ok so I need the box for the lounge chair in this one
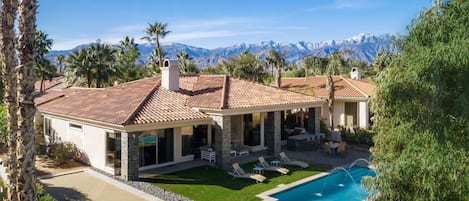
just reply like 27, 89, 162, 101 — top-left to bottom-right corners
279, 152, 309, 168
258, 156, 290, 175
228, 163, 266, 183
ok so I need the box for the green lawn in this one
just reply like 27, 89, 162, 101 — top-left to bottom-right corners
145, 162, 331, 201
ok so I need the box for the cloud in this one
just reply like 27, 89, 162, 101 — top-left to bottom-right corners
172, 18, 251, 30
307, 0, 387, 11
108, 24, 146, 34
164, 30, 269, 42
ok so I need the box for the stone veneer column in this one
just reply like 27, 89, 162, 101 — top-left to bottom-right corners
315, 107, 321, 134
121, 132, 139, 181
273, 111, 282, 156
307, 108, 316, 133
212, 115, 231, 168
264, 112, 275, 155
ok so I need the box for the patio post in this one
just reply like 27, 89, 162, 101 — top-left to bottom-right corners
212, 115, 231, 168
273, 111, 281, 156
121, 131, 139, 181
315, 107, 321, 134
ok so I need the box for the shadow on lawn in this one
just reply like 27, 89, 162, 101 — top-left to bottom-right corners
141, 162, 330, 191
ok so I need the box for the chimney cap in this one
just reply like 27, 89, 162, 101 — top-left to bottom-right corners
163, 59, 178, 68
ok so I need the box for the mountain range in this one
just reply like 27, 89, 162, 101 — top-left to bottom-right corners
46, 33, 398, 68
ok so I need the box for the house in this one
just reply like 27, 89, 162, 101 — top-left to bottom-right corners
281, 68, 375, 129
36, 60, 325, 181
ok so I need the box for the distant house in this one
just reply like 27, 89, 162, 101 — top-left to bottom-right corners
34, 76, 67, 94
37, 60, 325, 181
282, 68, 375, 129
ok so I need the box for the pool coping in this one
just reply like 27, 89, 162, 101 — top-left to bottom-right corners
256, 171, 330, 201
257, 160, 372, 201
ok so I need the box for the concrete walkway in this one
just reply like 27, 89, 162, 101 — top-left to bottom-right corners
39, 169, 161, 201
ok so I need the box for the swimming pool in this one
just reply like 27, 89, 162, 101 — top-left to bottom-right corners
271, 166, 376, 201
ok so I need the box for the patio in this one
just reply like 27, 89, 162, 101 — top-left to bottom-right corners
140, 144, 370, 178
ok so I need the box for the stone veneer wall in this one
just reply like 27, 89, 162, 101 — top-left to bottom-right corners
264, 112, 275, 155
121, 132, 139, 181
212, 115, 231, 168
273, 111, 281, 156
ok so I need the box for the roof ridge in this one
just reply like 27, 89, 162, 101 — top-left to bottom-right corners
220, 75, 228, 109
341, 76, 369, 98
120, 80, 161, 125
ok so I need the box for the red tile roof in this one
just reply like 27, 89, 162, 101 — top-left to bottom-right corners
281, 76, 375, 99
38, 75, 324, 126
34, 76, 67, 93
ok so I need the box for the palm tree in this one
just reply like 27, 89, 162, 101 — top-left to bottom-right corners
89, 41, 117, 88
34, 30, 55, 93
66, 48, 93, 87
55, 54, 65, 73
177, 51, 199, 74
35, 30, 53, 58
266, 49, 287, 87
35, 59, 57, 93
142, 22, 170, 68
118, 36, 141, 82
17, 0, 38, 199
326, 52, 342, 130
0, 0, 19, 199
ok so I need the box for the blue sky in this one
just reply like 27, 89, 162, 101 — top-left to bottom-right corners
37, 0, 433, 50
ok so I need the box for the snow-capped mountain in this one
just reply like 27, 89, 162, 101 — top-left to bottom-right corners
46, 33, 398, 68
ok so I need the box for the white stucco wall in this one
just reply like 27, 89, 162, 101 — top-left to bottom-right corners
358, 101, 369, 128
334, 101, 345, 127
44, 115, 109, 172
322, 100, 370, 129
82, 125, 107, 170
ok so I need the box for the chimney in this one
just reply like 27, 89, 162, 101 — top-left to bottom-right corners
161, 59, 180, 91
350, 67, 361, 80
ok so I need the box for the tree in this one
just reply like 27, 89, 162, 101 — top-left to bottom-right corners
88, 41, 118, 88
34, 59, 56, 93
368, 1, 468, 200
372, 48, 398, 75
16, 0, 38, 199
34, 30, 55, 93
0, 0, 19, 199
66, 48, 93, 87
177, 51, 199, 74
142, 22, 170, 68
325, 52, 342, 130
301, 56, 328, 76
266, 49, 287, 87
66, 41, 118, 88
117, 36, 141, 82
55, 54, 65, 74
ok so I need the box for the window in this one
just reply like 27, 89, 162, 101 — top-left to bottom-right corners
44, 118, 52, 136
69, 123, 82, 131
106, 132, 121, 170
244, 113, 261, 146
181, 126, 193, 156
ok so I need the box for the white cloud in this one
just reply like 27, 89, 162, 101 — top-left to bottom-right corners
165, 30, 269, 42
172, 18, 251, 30
307, 0, 386, 11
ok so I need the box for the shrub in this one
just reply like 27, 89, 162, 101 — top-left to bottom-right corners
51, 142, 74, 165
37, 184, 57, 201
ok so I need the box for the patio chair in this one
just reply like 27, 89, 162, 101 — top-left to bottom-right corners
258, 156, 290, 175
279, 152, 309, 168
228, 163, 266, 183
337, 142, 347, 155
324, 142, 332, 155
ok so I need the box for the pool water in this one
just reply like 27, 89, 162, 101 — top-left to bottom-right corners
272, 166, 376, 201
